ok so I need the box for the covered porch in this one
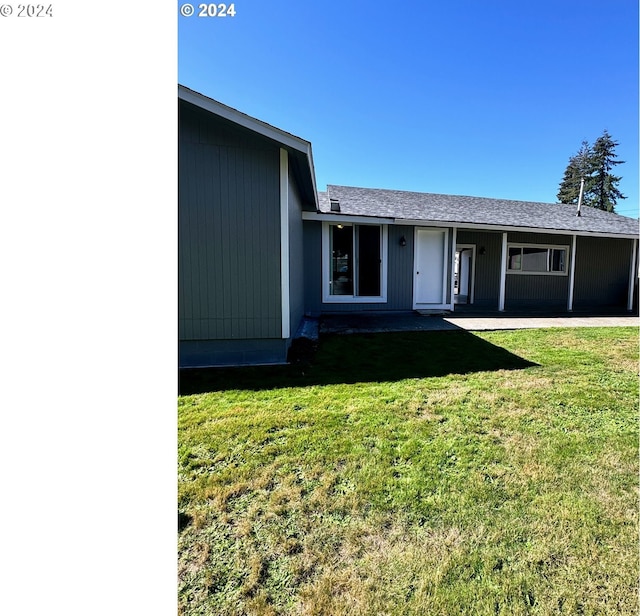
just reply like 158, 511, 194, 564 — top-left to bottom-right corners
318, 308, 639, 336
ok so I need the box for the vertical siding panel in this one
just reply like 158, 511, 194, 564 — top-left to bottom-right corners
198, 142, 208, 338
303, 221, 322, 314
266, 150, 280, 337
274, 150, 283, 336
202, 143, 213, 339
178, 144, 191, 324
505, 275, 568, 305
389, 225, 402, 308
255, 152, 266, 337
190, 145, 202, 328
219, 147, 232, 330
288, 166, 305, 336
208, 143, 217, 338
177, 142, 188, 339
254, 154, 263, 334
244, 149, 256, 338
387, 225, 413, 309
265, 152, 276, 336
387, 226, 398, 307
456, 230, 502, 306
181, 142, 193, 331
197, 142, 208, 337
233, 146, 248, 339
180, 100, 286, 343
254, 151, 265, 337
211, 142, 223, 339
251, 153, 262, 337
228, 145, 241, 338
574, 237, 631, 307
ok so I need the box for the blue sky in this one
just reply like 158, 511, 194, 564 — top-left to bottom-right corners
179, 0, 638, 217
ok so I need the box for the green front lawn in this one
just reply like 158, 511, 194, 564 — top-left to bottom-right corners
178, 327, 639, 615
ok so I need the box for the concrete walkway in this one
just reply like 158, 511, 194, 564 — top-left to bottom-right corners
320, 311, 639, 334
445, 314, 639, 331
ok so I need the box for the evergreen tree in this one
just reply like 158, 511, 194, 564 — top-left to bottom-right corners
557, 141, 593, 205
557, 131, 625, 213
589, 130, 625, 212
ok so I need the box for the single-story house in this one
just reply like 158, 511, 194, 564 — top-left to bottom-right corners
179, 85, 639, 367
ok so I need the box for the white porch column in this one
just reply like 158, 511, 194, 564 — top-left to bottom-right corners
627, 238, 638, 311
449, 227, 457, 310
567, 234, 577, 312
498, 232, 507, 311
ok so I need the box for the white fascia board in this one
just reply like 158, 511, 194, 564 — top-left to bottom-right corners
302, 212, 394, 224
179, 86, 310, 155
396, 219, 638, 240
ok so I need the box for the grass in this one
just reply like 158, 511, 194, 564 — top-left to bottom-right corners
178, 327, 639, 615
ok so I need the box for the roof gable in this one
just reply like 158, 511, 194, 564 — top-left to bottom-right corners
179, 85, 318, 210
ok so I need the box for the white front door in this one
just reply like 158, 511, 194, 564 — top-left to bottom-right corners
413, 228, 448, 308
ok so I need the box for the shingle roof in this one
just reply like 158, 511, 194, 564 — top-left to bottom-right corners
318, 185, 638, 237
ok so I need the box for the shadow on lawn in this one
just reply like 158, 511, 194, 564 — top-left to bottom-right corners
179, 330, 538, 395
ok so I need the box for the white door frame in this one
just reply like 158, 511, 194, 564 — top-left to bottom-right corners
455, 243, 476, 305
413, 227, 449, 309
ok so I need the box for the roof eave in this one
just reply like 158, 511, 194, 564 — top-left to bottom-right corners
302, 211, 638, 239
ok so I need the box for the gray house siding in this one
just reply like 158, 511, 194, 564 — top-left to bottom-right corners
456, 230, 502, 307
304, 224, 635, 317
179, 101, 286, 366
288, 165, 306, 337
303, 221, 322, 314
504, 231, 572, 308
573, 237, 633, 307
456, 230, 578, 309
304, 222, 421, 313
505, 275, 568, 307
388, 225, 415, 309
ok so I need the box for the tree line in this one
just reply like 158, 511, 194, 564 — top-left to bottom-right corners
557, 130, 625, 213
